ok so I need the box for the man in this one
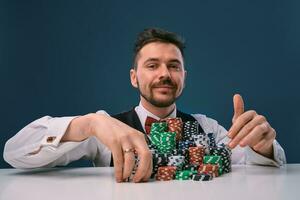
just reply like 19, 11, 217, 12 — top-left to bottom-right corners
3, 28, 286, 183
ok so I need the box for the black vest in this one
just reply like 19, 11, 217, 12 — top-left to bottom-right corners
110, 108, 204, 166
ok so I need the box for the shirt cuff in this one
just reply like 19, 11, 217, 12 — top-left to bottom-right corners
41, 116, 77, 148
245, 140, 285, 167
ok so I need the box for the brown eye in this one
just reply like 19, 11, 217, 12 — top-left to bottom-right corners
169, 64, 180, 70
147, 64, 157, 69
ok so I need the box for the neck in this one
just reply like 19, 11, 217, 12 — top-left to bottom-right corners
140, 97, 175, 119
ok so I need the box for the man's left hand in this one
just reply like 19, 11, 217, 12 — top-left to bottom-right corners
227, 94, 276, 159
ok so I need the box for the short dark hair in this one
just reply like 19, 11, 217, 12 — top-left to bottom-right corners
133, 28, 185, 69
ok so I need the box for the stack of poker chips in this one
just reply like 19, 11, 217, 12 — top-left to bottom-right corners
161, 117, 183, 141
203, 155, 223, 175
175, 170, 197, 180
198, 163, 219, 177
145, 117, 232, 181
189, 146, 205, 165
209, 143, 232, 173
156, 166, 177, 181
150, 122, 176, 154
168, 155, 185, 169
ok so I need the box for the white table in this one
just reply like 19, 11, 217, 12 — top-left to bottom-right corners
0, 164, 299, 200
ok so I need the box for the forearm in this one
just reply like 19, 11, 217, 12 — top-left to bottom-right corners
4, 116, 78, 168
3, 112, 113, 169
61, 113, 96, 142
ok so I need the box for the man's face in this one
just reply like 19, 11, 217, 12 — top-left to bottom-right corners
130, 42, 186, 107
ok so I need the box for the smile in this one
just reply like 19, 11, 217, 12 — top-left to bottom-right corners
153, 87, 175, 93
154, 86, 173, 88
153, 85, 174, 89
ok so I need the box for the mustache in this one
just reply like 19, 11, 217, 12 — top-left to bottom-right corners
152, 77, 176, 88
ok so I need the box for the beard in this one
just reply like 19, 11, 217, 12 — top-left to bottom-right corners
137, 77, 182, 108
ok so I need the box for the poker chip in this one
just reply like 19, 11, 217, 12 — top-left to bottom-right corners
203, 155, 223, 175
182, 121, 198, 143
209, 144, 232, 174
133, 118, 232, 182
192, 173, 213, 181
189, 146, 205, 165
193, 134, 210, 154
207, 133, 217, 147
168, 155, 185, 169
175, 170, 197, 180
183, 163, 199, 171
162, 117, 183, 141
150, 123, 176, 154
156, 166, 177, 181
198, 164, 219, 177
151, 122, 168, 133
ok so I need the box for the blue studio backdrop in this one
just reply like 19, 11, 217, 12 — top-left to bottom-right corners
1, 0, 299, 168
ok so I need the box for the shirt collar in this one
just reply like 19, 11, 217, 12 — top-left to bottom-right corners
134, 101, 177, 131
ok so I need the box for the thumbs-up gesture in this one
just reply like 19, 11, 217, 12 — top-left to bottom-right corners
227, 94, 276, 159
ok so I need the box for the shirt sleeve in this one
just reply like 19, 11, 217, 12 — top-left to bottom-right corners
191, 114, 286, 167
3, 111, 111, 169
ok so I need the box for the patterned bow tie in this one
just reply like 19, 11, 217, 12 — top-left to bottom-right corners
145, 116, 159, 135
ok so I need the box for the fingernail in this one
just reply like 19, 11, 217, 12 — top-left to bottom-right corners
133, 179, 139, 183
228, 142, 234, 148
116, 178, 122, 183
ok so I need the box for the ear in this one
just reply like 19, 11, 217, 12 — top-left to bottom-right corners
183, 70, 187, 88
130, 68, 138, 88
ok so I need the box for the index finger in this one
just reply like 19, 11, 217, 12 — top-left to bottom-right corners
228, 110, 257, 139
132, 134, 152, 182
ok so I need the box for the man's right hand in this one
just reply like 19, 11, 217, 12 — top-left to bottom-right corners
62, 113, 152, 183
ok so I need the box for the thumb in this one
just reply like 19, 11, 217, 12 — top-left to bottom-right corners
232, 94, 244, 123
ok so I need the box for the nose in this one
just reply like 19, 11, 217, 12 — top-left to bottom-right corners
158, 64, 171, 79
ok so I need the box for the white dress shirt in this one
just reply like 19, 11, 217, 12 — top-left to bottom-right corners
3, 102, 286, 169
